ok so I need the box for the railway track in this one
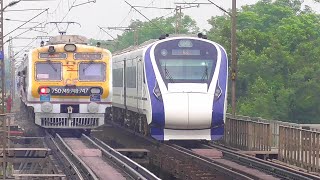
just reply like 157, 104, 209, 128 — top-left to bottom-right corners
105, 121, 320, 180
105, 121, 273, 179
205, 143, 320, 180
165, 143, 277, 180
45, 130, 159, 180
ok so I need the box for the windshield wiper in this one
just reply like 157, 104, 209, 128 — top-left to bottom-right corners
46, 60, 57, 72
164, 64, 174, 83
201, 65, 208, 81
83, 60, 94, 72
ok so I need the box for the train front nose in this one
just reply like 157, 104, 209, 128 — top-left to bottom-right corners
163, 93, 214, 129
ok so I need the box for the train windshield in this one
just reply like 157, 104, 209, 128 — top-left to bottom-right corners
36, 62, 62, 80
154, 39, 218, 84
159, 59, 214, 82
79, 62, 106, 81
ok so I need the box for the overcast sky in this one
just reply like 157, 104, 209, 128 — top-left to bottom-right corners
4, 0, 319, 59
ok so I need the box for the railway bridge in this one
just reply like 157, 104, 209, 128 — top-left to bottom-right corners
0, 107, 319, 179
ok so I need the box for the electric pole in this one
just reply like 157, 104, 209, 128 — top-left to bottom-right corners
0, 1, 7, 178
8, 37, 14, 102
175, 6, 182, 34
0, 0, 4, 115
231, 0, 237, 117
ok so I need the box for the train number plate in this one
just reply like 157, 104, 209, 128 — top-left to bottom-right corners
50, 87, 90, 96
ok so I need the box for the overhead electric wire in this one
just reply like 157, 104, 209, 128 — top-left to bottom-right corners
61, 0, 78, 22
5, 19, 41, 24
124, 0, 166, 34
4, 8, 49, 38
4, 8, 48, 12
160, 10, 175, 18
4, 22, 45, 44
98, 26, 116, 41
46, 0, 78, 34
13, 38, 38, 58
118, 8, 133, 26
207, 0, 232, 16
132, 6, 175, 10
147, 0, 156, 6
72, 0, 95, 8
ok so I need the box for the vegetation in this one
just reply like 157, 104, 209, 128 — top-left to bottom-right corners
90, 14, 198, 52
207, 0, 320, 123
91, 0, 320, 123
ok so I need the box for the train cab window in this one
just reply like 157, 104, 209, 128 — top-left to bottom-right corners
79, 62, 106, 81
36, 62, 62, 80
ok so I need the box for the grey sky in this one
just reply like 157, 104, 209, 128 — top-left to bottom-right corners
4, 0, 319, 59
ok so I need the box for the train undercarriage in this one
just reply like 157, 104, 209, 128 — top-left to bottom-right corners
110, 106, 150, 137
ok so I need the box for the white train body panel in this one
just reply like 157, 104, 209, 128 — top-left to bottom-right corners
112, 36, 228, 140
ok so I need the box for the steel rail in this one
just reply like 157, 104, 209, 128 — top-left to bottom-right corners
207, 143, 319, 180
45, 132, 84, 180
106, 121, 255, 179
82, 134, 160, 180
53, 133, 99, 180
165, 143, 257, 180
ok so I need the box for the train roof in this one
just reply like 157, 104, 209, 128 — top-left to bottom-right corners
46, 35, 88, 45
113, 34, 201, 55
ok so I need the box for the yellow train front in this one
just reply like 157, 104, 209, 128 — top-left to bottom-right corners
17, 35, 112, 133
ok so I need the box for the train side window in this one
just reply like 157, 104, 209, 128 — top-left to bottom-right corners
126, 66, 136, 88
113, 68, 123, 87
143, 66, 145, 83
22, 69, 27, 91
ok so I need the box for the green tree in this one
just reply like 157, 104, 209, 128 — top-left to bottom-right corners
90, 14, 199, 52
207, 0, 320, 123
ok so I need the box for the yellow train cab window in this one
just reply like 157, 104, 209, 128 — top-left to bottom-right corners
36, 62, 62, 80
79, 62, 106, 81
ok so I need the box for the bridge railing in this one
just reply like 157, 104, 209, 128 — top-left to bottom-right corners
224, 116, 271, 151
226, 114, 301, 149
279, 126, 320, 172
225, 114, 320, 172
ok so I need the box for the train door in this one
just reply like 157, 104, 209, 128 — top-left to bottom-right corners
123, 58, 127, 112
136, 57, 143, 112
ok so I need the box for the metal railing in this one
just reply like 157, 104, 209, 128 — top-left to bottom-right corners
279, 126, 320, 172
224, 114, 320, 174
224, 116, 271, 151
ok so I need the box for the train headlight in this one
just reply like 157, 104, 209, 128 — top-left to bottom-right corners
39, 87, 51, 94
48, 46, 55, 54
64, 44, 77, 52
88, 102, 99, 113
214, 83, 222, 100
41, 102, 53, 113
90, 87, 101, 94
153, 82, 162, 101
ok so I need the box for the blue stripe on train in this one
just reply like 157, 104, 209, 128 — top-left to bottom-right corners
144, 46, 165, 140
211, 46, 228, 140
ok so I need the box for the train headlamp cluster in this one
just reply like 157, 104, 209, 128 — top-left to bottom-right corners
41, 102, 53, 113
153, 82, 162, 101
48, 46, 55, 54
214, 83, 222, 100
88, 102, 99, 113
90, 87, 102, 94
39, 87, 51, 94
64, 44, 77, 52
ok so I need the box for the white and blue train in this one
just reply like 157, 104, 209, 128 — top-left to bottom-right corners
112, 35, 228, 141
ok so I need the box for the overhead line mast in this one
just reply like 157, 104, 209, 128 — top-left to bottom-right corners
176, 1, 237, 116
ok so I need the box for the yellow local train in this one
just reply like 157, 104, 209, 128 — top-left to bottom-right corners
17, 35, 112, 134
